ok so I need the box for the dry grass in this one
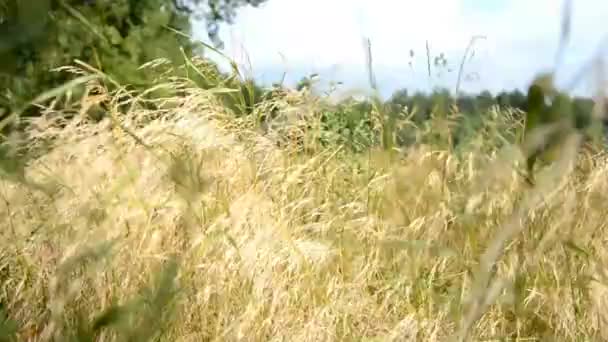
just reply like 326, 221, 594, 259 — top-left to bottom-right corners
2, 76, 608, 341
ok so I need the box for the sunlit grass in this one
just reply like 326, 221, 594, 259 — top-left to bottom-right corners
1, 56, 608, 341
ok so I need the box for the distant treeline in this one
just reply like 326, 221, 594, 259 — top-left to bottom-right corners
384, 88, 596, 122
273, 80, 608, 153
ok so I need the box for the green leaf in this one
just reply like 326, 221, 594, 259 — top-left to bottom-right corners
0, 307, 18, 342
105, 25, 123, 45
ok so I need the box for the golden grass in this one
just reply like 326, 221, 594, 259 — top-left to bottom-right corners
2, 78, 608, 341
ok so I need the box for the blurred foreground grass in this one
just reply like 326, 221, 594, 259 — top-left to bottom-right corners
1, 64, 608, 341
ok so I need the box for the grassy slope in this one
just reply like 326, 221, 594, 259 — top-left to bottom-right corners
1, 75, 608, 341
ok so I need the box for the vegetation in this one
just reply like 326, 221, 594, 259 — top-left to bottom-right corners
0, 0, 267, 121
1, 0, 608, 341
0, 54, 606, 340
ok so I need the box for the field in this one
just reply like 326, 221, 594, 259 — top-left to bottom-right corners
2, 65, 608, 341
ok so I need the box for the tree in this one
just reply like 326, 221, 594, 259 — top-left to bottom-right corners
0, 0, 269, 118
475, 90, 495, 113
172, 0, 268, 48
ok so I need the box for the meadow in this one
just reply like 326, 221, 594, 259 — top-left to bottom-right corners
1, 56, 608, 342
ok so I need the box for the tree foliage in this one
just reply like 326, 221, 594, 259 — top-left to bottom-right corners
0, 0, 268, 118
172, 0, 267, 47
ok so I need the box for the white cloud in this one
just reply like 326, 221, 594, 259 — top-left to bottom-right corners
193, 0, 608, 96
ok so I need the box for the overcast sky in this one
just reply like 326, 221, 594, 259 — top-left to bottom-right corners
192, 0, 608, 98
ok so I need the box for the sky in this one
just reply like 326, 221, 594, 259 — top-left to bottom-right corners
192, 0, 608, 99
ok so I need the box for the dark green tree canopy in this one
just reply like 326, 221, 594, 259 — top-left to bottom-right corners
0, 0, 268, 115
